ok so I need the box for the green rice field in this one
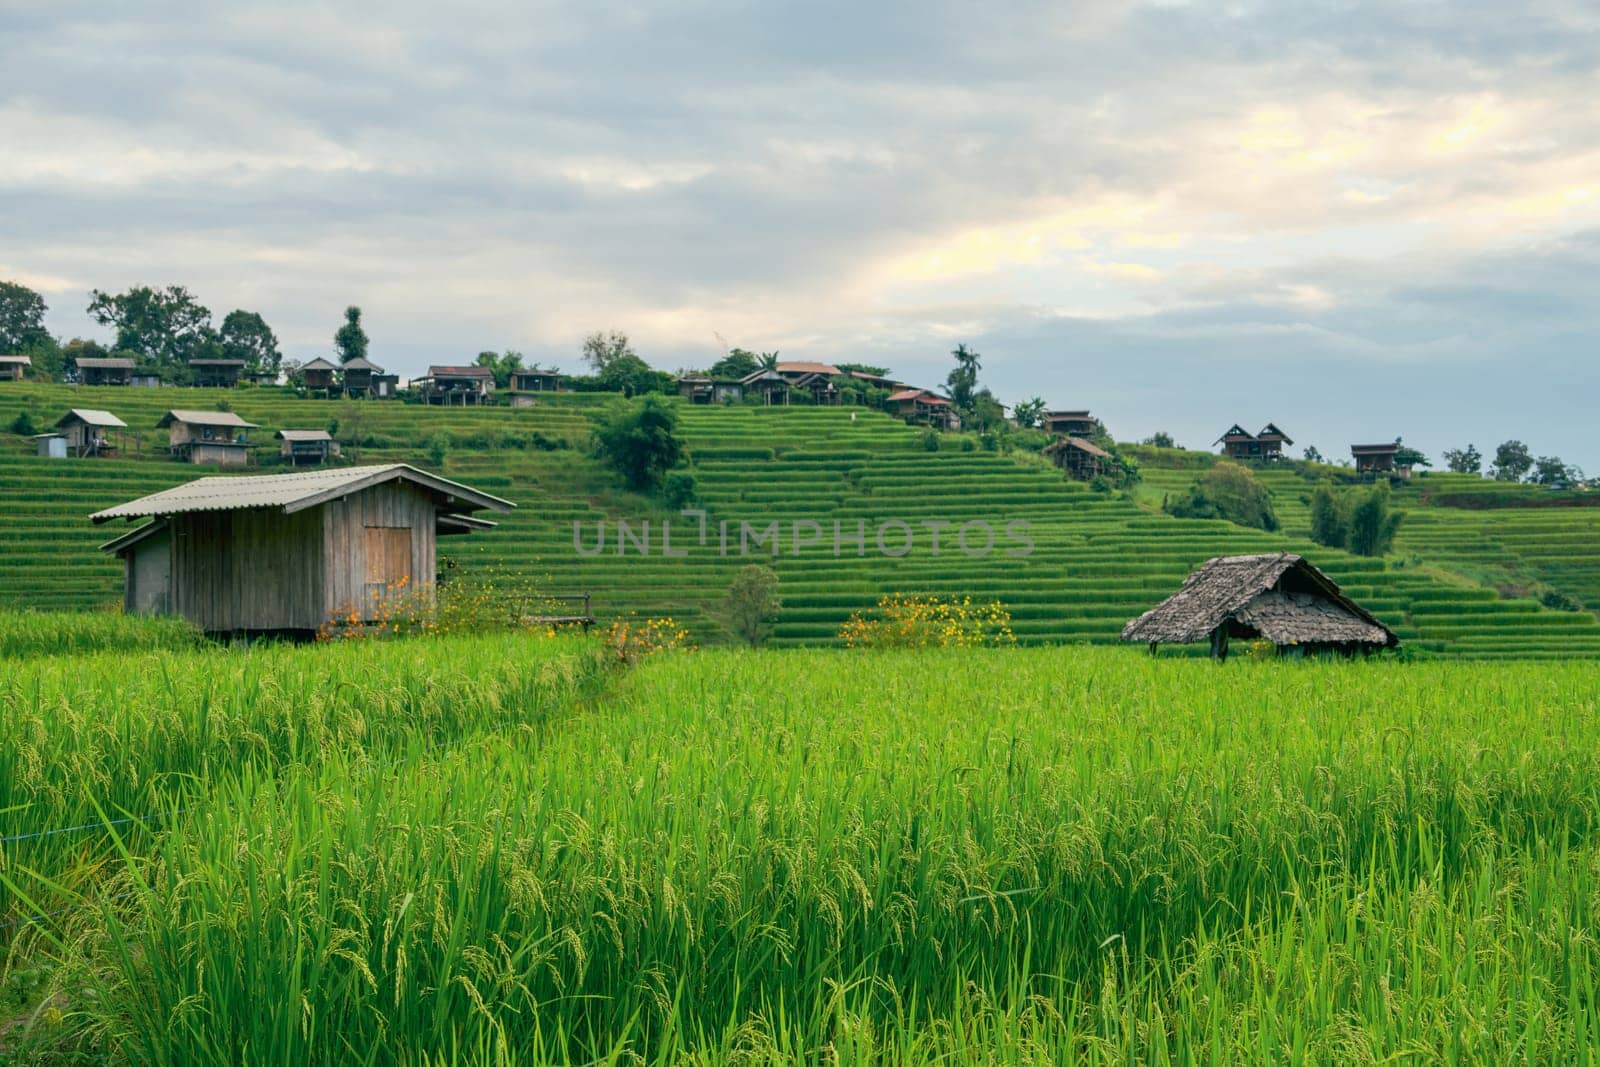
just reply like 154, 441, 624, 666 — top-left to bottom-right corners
3, 617, 1600, 1062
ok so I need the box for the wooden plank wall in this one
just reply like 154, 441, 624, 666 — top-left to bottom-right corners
321, 482, 437, 620
126, 529, 172, 615
170, 507, 324, 631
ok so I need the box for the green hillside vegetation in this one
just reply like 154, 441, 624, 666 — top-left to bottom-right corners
2, 382, 1599, 658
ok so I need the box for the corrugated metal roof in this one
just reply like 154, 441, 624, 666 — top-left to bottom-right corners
340, 357, 384, 372
0, 354, 33, 365
300, 358, 339, 372
156, 410, 259, 429
428, 365, 493, 377
776, 361, 842, 376
73, 357, 135, 369
187, 359, 246, 367
275, 429, 332, 441
58, 408, 128, 429
91, 463, 514, 524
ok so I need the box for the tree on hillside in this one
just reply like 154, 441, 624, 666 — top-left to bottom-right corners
1012, 397, 1047, 429
711, 348, 759, 379
0, 280, 51, 353
1302, 445, 1323, 462
1309, 484, 1345, 549
944, 343, 981, 413
967, 388, 1007, 433
218, 310, 281, 374
582, 330, 635, 374
1442, 444, 1482, 474
1142, 430, 1175, 448
721, 565, 782, 647
1310, 483, 1403, 557
1392, 438, 1431, 470
474, 349, 525, 389
87, 285, 214, 367
594, 395, 683, 491
1345, 486, 1404, 557
1531, 456, 1580, 487
334, 306, 369, 364
1490, 440, 1533, 482
835, 362, 889, 378
1164, 461, 1278, 531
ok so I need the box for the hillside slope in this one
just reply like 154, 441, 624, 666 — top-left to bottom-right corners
2, 383, 1597, 656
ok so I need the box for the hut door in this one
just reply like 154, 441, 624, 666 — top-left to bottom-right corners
364, 526, 413, 615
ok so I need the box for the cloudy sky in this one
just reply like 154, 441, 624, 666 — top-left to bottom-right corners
3, 1, 1597, 467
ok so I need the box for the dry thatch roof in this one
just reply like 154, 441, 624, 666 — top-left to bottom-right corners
1120, 553, 1398, 648
1044, 436, 1111, 459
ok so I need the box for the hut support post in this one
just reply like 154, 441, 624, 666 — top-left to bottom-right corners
1209, 625, 1229, 661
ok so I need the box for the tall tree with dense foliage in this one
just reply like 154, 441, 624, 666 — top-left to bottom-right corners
1531, 456, 1580, 487
1490, 440, 1533, 482
1013, 397, 1047, 429
218, 310, 281, 374
86, 285, 214, 366
1392, 439, 1431, 470
944, 343, 981, 413
710, 348, 759, 379
474, 350, 525, 389
1442, 444, 1483, 474
582, 330, 635, 374
1345, 485, 1404, 557
334, 306, 369, 364
1142, 430, 1175, 448
0, 280, 51, 353
1302, 445, 1323, 462
1309, 484, 1346, 549
594, 396, 683, 491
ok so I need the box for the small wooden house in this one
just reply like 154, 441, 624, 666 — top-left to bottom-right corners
0, 355, 32, 381
738, 368, 790, 406
776, 362, 842, 404
300, 358, 339, 393
417, 365, 494, 405
341, 357, 387, 399
188, 359, 246, 388
276, 429, 340, 465
93, 464, 513, 634
1351, 442, 1401, 475
157, 409, 259, 467
1215, 424, 1259, 459
55, 408, 127, 457
1122, 553, 1399, 659
886, 388, 960, 431
1255, 423, 1293, 459
1044, 435, 1111, 480
1042, 410, 1097, 437
75, 357, 135, 386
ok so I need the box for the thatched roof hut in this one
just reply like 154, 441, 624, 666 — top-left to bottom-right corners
1121, 553, 1398, 658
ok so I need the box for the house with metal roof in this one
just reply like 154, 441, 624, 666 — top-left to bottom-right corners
157, 410, 260, 466
299, 358, 340, 393
74, 356, 136, 386
415, 365, 494, 405
276, 429, 340, 465
187, 358, 247, 388
0, 355, 32, 381
55, 409, 128, 457
1121, 553, 1399, 659
340, 356, 392, 399
93, 464, 514, 634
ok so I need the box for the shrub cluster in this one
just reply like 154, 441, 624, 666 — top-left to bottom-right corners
838, 593, 1016, 649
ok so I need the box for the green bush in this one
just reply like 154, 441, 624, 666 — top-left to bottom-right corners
1164, 461, 1278, 531
661, 471, 698, 509
922, 431, 941, 452
594, 396, 684, 491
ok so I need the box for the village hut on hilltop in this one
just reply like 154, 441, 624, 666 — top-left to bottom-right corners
74, 357, 135, 386
93, 463, 513, 635
299, 358, 339, 394
0, 355, 33, 381
157, 409, 259, 466
1044, 435, 1111, 480
1121, 553, 1398, 659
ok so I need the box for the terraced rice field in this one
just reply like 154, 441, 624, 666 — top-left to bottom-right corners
2, 383, 1597, 656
